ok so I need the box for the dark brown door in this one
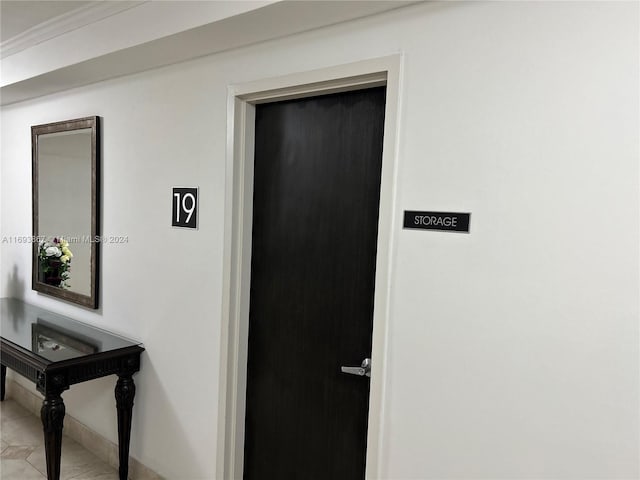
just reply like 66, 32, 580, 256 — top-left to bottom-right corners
243, 86, 386, 479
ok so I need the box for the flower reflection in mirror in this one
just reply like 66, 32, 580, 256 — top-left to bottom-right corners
38, 237, 73, 289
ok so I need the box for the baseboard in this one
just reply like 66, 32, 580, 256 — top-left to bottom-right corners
5, 379, 163, 480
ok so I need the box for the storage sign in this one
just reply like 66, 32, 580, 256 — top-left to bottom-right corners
403, 211, 470, 233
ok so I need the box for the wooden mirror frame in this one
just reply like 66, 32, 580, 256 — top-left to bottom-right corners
32, 116, 100, 309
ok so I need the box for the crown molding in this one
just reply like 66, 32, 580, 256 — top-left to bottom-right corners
0, 1, 421, 105
0, 1, 146, 59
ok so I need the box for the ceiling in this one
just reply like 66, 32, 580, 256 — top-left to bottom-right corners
1, 0, 420, 105
1, 0, 92, 43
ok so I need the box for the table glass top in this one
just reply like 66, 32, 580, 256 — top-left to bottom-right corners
0, 298, 141, 362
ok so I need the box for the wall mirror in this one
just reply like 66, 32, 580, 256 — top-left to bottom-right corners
32, 116, 100, 309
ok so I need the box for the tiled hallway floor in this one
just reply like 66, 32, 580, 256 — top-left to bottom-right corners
1, 399, 119, 479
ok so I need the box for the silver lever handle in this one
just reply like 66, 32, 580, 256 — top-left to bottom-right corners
341, 358, 371, 378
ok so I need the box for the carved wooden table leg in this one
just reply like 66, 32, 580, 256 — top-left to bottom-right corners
1, 365, 6, 401
115, 374, 136, 480
41, 390, 66, 480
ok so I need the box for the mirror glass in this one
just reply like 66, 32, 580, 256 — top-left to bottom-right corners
32, 117, 99, 309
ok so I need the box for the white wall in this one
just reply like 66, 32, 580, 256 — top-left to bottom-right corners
1, 2, 638, 479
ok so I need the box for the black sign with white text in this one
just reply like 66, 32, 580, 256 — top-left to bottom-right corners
172, 187, 198, 229
403, 211, 470, 233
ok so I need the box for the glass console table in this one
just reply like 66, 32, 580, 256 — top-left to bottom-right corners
0, 298, 144, 480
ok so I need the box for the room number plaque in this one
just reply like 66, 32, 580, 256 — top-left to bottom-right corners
172, 187, 198, 229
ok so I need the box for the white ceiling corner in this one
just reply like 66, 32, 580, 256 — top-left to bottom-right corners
1, 1, 146, 59
0, 0, 422, 106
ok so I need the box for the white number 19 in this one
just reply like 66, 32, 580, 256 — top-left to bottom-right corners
174, 192, 196, 224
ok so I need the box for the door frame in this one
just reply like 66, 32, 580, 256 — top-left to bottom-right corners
217, 54, 403, 479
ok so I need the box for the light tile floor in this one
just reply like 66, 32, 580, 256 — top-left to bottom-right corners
1, 399, 119, 479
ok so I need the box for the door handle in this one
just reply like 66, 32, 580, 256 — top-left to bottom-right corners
341, 358, 371, 378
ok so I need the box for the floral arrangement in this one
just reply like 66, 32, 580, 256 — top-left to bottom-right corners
38, 237, 73, 288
